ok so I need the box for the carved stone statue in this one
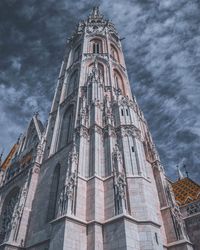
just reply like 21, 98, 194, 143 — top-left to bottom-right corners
58, 142, 78, 217
112, 144, 127, 215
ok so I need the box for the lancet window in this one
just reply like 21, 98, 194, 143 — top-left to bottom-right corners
47, 165, 60, 221
59, 105, 74, 149
90, 39, 103, 54
110, 44, 120, 62
67, 70, 78, 96
114, 70, 125, 95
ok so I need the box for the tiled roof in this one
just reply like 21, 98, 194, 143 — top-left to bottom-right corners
172, 177, 200, 206
1, 143, 19, 171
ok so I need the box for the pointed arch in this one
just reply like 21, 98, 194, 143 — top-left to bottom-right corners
47, 164, 60, 222
0, 187, 20, 243
110, 44, 120, 62
113, 69, 125, 95
59, 105, 74, 149
67, 70, 78, 96
90, 38, 103, 54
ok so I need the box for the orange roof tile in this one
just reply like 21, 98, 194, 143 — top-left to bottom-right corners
1, 144, 19, 171
172, 177, 200, 206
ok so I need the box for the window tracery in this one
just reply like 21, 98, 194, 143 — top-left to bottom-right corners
90, 39, 103, 54
0, 187, 20, 243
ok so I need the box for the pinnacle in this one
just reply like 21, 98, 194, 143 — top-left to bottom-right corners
91, 6, 100, 17
88, 5, 104, 20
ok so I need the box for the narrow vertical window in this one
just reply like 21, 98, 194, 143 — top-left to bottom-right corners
68, 70, 78, 96
47, 165, 60, 221
114, 70, 125, 96
131, 146, 134, 152
110, 44, 120, 62
91, 39, 102, 54
121, 109, 124, 116
126, 109, 129, 116
93, 43, 96, 53
96, 43, 99, 53
155, 232, 159, 245
59, 105, 74, 149
74, 45, 81, 61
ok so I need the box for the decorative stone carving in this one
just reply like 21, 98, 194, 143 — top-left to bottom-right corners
171, 205, 188, 240
35, 132, 46, 165
103, 96, 114, 126
58, 143, 78, 216
103, 126, 116, 138
1, 170, 31, 244
1, 195, 18, 243
90, 125, 103, 135
76, 126, 89, 140
113, 87, 121, 96
187, 201, 200, 215
116, 125, 141, 140
119, 96, 130, 106
9, 171, 30, 242
166, 183, 188, 240
87, 59, 104, 84
112, 144, 123, 172
112, 144, 127, 215
86, 25, 105, 35
79, 96, 89, 126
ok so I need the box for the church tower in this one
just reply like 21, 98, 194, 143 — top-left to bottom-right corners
0, 7, 194, 250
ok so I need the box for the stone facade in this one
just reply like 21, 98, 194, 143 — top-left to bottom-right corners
0, 7, 196, 250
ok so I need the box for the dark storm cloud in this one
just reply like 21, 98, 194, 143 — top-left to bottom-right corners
0, 0, 200, 182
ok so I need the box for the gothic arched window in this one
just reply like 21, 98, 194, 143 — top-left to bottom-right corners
114, 70, 125, 95
67, 70, 78, 96
47, 165, 60, 221
90, 39, 102, 54
0, 187, 20, 243
59, 105, 74, 149
110, 44, 120, 62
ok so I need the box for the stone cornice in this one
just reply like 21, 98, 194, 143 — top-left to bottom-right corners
50, 213, 161, 229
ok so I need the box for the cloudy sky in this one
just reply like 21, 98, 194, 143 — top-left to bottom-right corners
0, 0, 200, 182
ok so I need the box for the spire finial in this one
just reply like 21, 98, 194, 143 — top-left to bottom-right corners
176, 165, 184, 180
92, 6, 100, 17
33, 111, 39, 118
0, 149, 4, 160
17, 133, 22, 144
183, 164, 189, 178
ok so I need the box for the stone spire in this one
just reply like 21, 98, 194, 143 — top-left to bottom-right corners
177, 165, 184, 180
0, 149, 4, 167
89, 6, 103, 20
